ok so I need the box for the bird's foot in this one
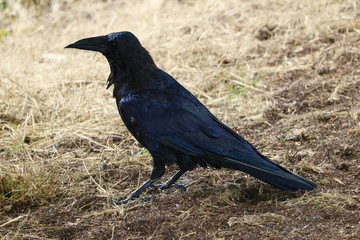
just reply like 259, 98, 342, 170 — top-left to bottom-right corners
111, 198, 130, 205
111, 195, 156, 205
151, 183, 186, 191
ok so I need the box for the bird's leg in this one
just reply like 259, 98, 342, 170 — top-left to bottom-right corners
151, 169, 187, 190
111, 178, 159, 204
112, 159, 165, 204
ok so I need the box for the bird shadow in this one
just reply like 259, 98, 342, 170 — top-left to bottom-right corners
179, 179, 308, 206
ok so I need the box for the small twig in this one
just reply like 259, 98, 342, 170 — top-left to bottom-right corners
0, 214, 27, 228
75, 132, 114, 151
82, 160, 109, 196
229, 73, 266, 93
289, 149, 299, 162
111, 225, 115, 240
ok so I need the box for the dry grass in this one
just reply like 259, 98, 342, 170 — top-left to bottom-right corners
1, 0, 360, 239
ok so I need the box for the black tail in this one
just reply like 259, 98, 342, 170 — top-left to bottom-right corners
204, 116, 316, 191
214, 156, 316, 191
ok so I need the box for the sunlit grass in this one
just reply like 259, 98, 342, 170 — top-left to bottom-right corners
0, 0, 359, 238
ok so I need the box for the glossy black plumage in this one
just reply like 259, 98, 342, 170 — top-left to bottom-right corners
66, 31, 316, 203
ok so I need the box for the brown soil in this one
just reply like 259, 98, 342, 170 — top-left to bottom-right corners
0, 0, 359, 239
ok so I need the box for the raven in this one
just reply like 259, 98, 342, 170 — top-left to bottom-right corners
66, 31, 316, 203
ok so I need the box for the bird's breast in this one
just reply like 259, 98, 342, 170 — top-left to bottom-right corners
119, 93, 141, 105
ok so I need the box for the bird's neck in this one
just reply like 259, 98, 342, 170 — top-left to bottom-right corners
111, 63, 162, 99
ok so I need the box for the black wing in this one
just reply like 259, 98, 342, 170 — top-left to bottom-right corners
130, 79, 316, 191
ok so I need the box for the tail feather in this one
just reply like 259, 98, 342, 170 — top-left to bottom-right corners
200, 115, 316, 191
211, 156, 316, 191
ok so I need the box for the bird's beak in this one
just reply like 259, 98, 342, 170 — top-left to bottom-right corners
65, 35, 108, 53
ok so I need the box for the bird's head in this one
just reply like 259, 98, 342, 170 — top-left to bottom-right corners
65, 31, 155, 89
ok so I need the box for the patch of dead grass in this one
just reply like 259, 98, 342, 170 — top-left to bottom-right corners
1, 0, 360, 239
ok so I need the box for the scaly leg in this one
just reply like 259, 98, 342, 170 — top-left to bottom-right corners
111, 178, 159, 204
151, 169, 187, 190
112, 157, 166, 204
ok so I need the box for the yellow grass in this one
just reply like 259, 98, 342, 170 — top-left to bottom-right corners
1, 0, 359, 239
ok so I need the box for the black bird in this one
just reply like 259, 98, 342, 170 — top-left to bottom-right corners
65, 31, 316, 203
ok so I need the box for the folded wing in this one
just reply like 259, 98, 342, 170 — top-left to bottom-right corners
142, 104, 316, 191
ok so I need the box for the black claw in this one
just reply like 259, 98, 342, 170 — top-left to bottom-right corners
151, 183, 186, 191
111, 195, 157, 204
172, 183, 186, 191
150, 184, 160, 189
140, 195, 157, 201
111, 198, 130, 204
111, 196, 134, 204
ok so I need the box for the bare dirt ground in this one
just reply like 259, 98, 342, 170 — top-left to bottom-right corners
1, 0, 359, 239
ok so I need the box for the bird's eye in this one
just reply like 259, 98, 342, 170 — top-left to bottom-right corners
110, 40, 116, 47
